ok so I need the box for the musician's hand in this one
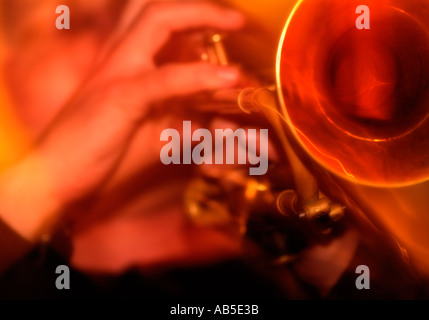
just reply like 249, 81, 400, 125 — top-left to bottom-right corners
0, 1, 244, 241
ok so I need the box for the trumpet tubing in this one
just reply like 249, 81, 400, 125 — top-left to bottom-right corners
274, 0, 429, 276
191, 0, 429, 279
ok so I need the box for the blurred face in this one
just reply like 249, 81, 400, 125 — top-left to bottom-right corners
3, 0, 120, 136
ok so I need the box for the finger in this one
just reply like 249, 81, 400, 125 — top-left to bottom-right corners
111, 2, 244, 74
112, 62, 241, 122
139, 1, 245, 54
113, 0, 164, 36
141, 62, 241, 103
94, 0, 158, 67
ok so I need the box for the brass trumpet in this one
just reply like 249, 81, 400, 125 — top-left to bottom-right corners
184, 0, 429, 288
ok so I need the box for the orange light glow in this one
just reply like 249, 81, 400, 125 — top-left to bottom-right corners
276, 0, 429, 278
277, 0, 429, 187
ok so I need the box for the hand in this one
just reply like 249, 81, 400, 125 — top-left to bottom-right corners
91, 1, 244, 114
0, 1, 245, 241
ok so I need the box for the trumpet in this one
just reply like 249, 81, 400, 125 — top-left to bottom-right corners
184, 0, 429, 286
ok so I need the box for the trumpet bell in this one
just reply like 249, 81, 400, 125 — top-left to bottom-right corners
277, 0, 429, 186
